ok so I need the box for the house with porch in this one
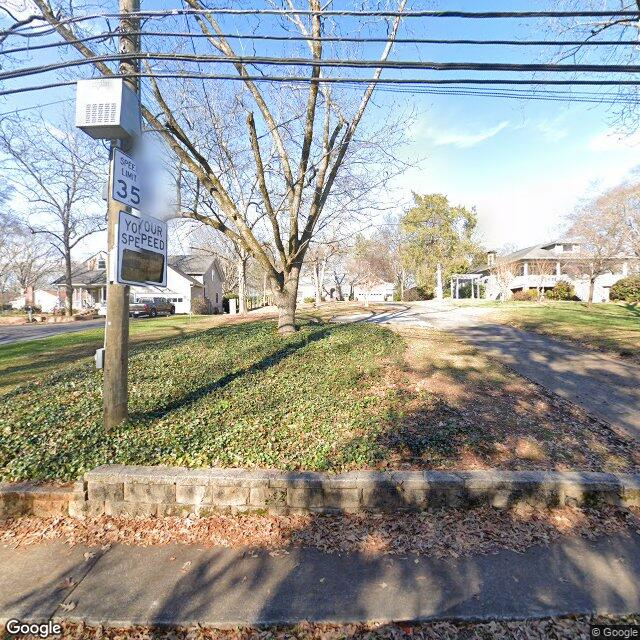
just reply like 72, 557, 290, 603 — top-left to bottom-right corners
53, 251, 224, 314
461, 240, 637, 302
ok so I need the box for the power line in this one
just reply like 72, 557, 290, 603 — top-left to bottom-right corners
4, 52, 640, 83
3, 29, 640, 51
3, 74, 640, 99
4, 8, 640, 37
0, 97, 72, 117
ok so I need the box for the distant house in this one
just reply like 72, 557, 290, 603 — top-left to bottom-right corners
10, 286, 60, 312
353, 281, 395, 303
52, 251, 224, 314
466, 240, 638, 302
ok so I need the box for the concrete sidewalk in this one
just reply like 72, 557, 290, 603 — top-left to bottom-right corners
2, 532, 639, 627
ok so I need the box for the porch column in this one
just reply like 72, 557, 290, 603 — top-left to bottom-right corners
556, 261, 561, 277
471, 278, 475, 299
523, 262, 529, 290
450, 279, 454, 298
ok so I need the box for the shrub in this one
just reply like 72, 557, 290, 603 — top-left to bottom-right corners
191, 298, 210, 315
21, 304, 42, 313
610, 275, 640, 303
545, 280, 577, 301
404, 286, 433, 301
511, 289, 538, 302
303, 296, 316, 304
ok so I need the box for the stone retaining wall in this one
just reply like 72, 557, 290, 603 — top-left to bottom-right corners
3, 468, 639, 519
0, 483, 72, 519
65, 465, 640, 518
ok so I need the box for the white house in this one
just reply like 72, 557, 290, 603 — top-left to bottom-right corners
169, 254, 224, 313
10, 288, 60, 312
353, 281, 395, 303
467, 240, 638, 302
53, 251, 224, 314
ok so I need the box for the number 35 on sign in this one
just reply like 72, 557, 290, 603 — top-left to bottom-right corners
111, 147, 144, 210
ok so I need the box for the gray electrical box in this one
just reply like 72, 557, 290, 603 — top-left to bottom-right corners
94, 347, 105, 370
75, 78, 140, 140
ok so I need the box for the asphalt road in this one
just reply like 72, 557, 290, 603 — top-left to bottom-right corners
0, 319, 106, 346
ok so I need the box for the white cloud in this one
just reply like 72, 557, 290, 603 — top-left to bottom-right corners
535, 117, 569, 142
421, 121, 510, 149
1, 0, 38, 20
588, 128, 640, 151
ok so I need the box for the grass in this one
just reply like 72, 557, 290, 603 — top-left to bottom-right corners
487, 301, 640, 359
0, 313, 274, 394
0, 320, 406, 482
1, 311, 638, 482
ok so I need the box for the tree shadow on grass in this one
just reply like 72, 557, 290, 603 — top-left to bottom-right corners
128, 325, 333, 421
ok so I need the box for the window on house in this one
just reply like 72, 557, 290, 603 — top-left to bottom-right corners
562, 244, 574, 253
97, 259, 106, 269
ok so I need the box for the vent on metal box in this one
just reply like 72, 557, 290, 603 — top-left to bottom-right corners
84, 102, 117, 125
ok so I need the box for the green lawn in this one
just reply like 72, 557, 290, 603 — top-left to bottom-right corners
489, 301, 640, 359
0, 315, 259, 394
0, 321, 405, 482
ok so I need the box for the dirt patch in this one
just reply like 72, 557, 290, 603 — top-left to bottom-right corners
2, 506, 638, 559
375, 328, 640, 472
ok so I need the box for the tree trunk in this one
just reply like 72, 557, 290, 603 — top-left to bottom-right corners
312, 262, 321, 308
237, 255, 247, 314
64, 246, 73, 316
400, 267, 405, 302
588, 277, 596, 308
273, 267, 300, 334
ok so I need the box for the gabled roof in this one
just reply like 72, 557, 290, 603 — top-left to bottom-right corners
52, 267, 106, 286
470, 239, 582, 273
169, 254, 213, 275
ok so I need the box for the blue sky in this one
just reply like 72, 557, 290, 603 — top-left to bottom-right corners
1, 0, 639, 254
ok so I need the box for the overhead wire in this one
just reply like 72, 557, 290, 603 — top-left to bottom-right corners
3, 52, 640, 83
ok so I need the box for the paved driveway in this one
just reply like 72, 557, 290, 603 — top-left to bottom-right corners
366, 302, 640, 444
0, 319, 105, 346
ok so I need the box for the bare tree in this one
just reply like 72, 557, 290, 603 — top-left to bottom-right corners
31, 0, 408, 333
10, 232, 57, 293
568, 189, 630, 306
0, 209, 21, 310
490, 260, 516, 302
305, 237, 342, 307
0, 115, 105, 314
527, 258, 559, 299
349, 235, 393, 307
548, 1, 640, 131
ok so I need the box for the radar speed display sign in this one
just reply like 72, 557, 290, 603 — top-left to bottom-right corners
116, 211, 167, 287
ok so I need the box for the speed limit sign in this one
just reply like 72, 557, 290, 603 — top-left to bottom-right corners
111, 147, 144, 210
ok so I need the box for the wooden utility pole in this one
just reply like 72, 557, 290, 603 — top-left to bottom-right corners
103, 0, 140, 430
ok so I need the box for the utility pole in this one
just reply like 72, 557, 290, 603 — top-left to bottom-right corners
103, 0, 140, 430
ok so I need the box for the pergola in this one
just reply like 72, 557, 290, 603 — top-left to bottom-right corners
450, 273, 484, 300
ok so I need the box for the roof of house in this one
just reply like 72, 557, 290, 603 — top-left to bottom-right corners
169, 254, 213, 275
53, 263, 202, 287
470, 239, 581, 273
52, 267, 106, 287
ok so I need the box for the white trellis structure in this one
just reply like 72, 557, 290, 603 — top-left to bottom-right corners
450, 273, 484, 299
